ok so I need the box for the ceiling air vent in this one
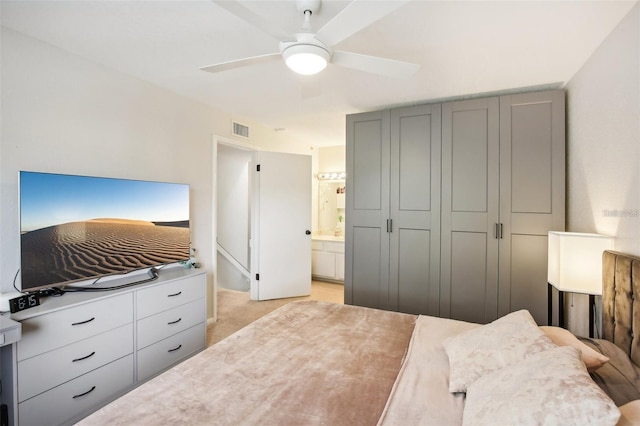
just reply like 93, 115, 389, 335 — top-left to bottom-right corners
232, 121, 250, 139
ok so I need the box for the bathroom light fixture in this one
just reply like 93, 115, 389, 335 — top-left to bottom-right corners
317, 171, 346, 180
281, 34, 330, 76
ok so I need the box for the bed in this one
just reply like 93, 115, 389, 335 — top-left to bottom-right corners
78, 250, 640, 425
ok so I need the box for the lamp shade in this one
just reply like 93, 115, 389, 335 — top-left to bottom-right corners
548, 232, 614, 295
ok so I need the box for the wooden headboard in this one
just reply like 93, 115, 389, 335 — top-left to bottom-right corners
602, 250, 640, 365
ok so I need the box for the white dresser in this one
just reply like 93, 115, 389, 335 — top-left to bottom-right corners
1, 268, 206, 426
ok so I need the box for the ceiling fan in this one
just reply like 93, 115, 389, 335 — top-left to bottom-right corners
201, 0, 419, 78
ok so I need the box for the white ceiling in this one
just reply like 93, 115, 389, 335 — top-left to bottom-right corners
1, 0, 637, 147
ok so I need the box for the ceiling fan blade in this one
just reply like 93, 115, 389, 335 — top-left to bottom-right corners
331, 51, 419, 79
211, 0, 290, 41
200, 52, 281, 74
316, 0, 412, 47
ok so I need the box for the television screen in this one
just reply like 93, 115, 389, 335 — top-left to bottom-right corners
20, 171, 190, 292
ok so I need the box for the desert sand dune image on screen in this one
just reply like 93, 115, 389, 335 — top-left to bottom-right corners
21, 218, 190, 289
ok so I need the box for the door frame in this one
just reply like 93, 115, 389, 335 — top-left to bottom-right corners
212, 135, 259, 319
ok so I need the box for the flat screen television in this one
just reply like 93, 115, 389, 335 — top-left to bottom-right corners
19, 171, 191, 292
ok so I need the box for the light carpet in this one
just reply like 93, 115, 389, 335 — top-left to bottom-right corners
207, 280, 344, 345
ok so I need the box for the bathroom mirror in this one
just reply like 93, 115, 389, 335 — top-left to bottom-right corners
318, 180, 345, 238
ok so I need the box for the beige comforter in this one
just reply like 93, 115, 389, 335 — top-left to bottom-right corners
378, 315, 480, 425
78, 301, 416, 425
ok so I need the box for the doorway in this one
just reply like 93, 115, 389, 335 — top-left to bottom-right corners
213, 136, 312, 307
216, 142, 253, 293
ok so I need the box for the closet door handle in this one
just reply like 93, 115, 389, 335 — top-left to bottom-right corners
387, 219, 393, 233
499, 223, 503, 239
494, 223, 504, 239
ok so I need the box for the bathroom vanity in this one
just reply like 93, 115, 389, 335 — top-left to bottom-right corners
311, 236, 345, 282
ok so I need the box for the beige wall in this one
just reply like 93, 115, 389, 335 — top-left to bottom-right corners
564, 4, 639, 336
318, 145, 346, 173
566, 3, 639, 254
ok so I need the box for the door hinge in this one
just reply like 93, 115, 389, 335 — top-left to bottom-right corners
256, 273, 260, 281
256, 164, 261, 172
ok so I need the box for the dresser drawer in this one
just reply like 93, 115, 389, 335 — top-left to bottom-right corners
137, 324, 204, 382
18, 324, 133, 402
17, 293, 133, 361
18, 354, 134, 426
136, 274, 205, 319
137, 298, 205, 349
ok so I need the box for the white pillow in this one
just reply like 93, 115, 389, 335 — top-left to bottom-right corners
443, 309, 555, 393
463, 346, 620, 426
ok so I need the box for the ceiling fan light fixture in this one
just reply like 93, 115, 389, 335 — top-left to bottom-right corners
282, 44, 330, 75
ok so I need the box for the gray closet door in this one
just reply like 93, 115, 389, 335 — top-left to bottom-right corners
346, 89, 565, 321
441, 97, 500, 323
345, 110, 391, 309
498, 90, 565, 325
389, 104, 441, 315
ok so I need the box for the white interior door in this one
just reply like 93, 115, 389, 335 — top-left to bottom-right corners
251, 151, 312, 300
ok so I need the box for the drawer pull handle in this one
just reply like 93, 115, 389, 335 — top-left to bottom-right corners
72, 351, 96, 363
72, 386, 96, 399
168, 318, 182, 325
168, 291, 182, 297
168, 344, 182, 353
72, 317, 95, 326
